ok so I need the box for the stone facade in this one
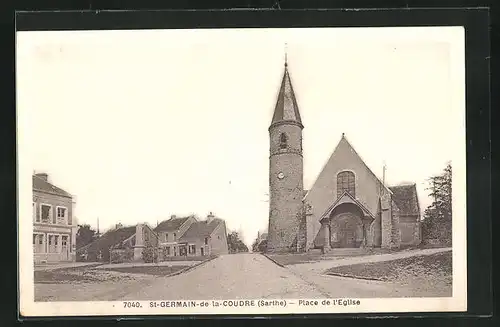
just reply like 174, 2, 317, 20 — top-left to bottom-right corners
266, 64, 422, 253
267, 64, 304, 253
132, 223, 160, 261
33, 173, 77, 263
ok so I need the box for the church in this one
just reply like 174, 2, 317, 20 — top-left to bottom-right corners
267, 61, 422, 253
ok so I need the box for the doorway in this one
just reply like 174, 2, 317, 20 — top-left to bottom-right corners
61, 235, 69, 260
332, 212, 361, 248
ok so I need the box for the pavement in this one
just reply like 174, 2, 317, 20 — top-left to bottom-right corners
119, 253, 325, 300
34, 249, 453, 301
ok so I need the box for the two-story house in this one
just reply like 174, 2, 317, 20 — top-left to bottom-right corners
154, 213, 229, 259
154, 215, 197, 257
32, 173, 77, 263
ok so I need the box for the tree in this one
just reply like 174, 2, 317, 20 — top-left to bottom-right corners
76, 224, 97, 249
227, 231, 249, 253
422, 163, 452, 245
251, 239, 259, 252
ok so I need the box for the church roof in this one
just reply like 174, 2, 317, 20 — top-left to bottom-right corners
270, 64, 303, 128
320, 191, 375, 221
305, 134, 393, 201
389, 184, 420, 216
178, 218, 224, 242
33, 174, 72, 198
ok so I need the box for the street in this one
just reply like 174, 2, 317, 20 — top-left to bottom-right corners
35, 250, 452, 302
120, 253, 325, 300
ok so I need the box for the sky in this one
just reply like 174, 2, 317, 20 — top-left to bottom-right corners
17, 27, 465, 248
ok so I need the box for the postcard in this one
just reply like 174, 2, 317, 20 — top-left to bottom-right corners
17, 26, 466, 317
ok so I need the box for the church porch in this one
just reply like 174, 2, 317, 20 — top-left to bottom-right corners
317, 194, 375, 251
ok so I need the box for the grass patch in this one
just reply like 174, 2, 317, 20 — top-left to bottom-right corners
34, 268, 132, 284
325, 251, 452, 285
34, 264, 192, 284
102, 265, 189, 276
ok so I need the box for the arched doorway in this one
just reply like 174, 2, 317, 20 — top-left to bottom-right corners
329, 203, 364, 248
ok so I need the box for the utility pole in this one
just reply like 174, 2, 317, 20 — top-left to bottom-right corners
382, 161, 387, 188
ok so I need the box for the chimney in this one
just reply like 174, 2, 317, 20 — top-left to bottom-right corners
207, 212, 215, 223
115, 223, 123, 230
35, 172, 49, 182
170, 215, 177, 220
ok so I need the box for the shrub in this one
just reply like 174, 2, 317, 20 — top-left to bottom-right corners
110, 251, 124, 264
142, 245, 158, 263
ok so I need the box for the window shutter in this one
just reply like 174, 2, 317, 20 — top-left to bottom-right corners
67, 207, 72, 225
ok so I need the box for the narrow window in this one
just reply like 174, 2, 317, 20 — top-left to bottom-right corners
41, 204, 52, 223
173, 233, 176, 240
204, 237, 208, 245
56, 207, 67, 224
279, 133, 288, 149
337, 171, 356, 198
165, 233, 168, 242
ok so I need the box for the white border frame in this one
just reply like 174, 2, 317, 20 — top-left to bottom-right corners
17, 26, 467, 317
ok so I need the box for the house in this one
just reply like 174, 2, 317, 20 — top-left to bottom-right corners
267, 61, 422, 253
76, 223, 160, 263
33, 173, 78, 263
155, 213, 229, 259
154, 215, 197, 257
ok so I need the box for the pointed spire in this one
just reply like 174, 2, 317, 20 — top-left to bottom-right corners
270, 58, 303, 129
284, 43, 288, 67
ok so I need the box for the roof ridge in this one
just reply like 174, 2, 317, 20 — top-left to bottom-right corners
341, 135, 393, 195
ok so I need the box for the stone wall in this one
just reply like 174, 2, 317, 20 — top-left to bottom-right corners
380, 194, 392, 249
209, 221, 229, 255
268, 123, 303, 253
305, 137, 391, 251
399, 215, 421, 245
390, 200, 401, 249
297, 207, 307, 252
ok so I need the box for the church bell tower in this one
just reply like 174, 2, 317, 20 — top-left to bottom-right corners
267, 58, 305, 253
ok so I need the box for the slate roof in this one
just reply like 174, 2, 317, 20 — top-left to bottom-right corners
389, 184, 420, 216
78, 226, 136, 254
154, 217, 190, 232
33, 175, 72, 198
178, 219, 223, 242
270, 64, 303, 128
